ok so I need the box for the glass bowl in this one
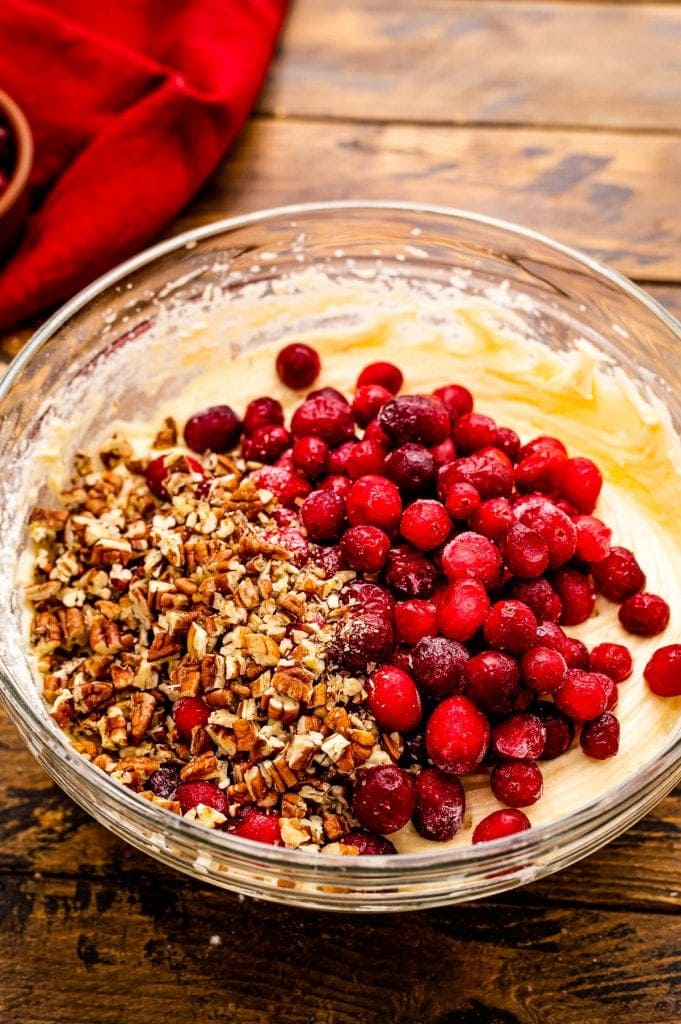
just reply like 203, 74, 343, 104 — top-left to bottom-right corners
1, 201, 681, 912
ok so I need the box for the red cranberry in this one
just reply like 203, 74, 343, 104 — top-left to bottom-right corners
308, 386, 349, 405
413, 769, 466, 842
472, 808, 531, 843
580, 713, 620, 759
438, 578, 490, 642
433, 383, 473, 419
496, 426, 521, 462
391, 644, 414, 675
589, 642, 633, 682
591, 546, 645, 602
292, 435, 329, 479
145, 453, 204, 499
346, 474, 402, 533
357, 361, 403, 395
554, 669, 609, 721
243, 396, 284, 434
345, 580, 395, 620
491, 761, 543, 807
500, 523, 549, 579
267, 526, 309, 567
484, 600, 537, 654
514, 497, 576, 568
332, 613, 394, 672
551, 568, 595, 626
425, 695, 490, 774
342, 830, 397, 855
315, 544, 343, 577
352, 384, 392, 427
505, 579, 563, 623
290, 395, 355, 446
618, 592, 670, 636
321, 474, 353, 498
519, 435, 567, 460
173, 696, 210, 739
385, 444, 437, 496
378, 395, 450, 446
574, 515, 612, 562
394, 599, 438, 644
366, 665, 422, 733
183, 405, 241, 453
441, 531, 502, 590
444, 482, 481, 520
274, 448, 295, 471
514, 448, 566, 493
562, 637, 590, 670
340, 524, 391, 572
347, 439, 387, 479
176, 781, 228, 815
532, 700, 576, 759
469, 496, 513, 540
276, 342, 321, 389
462, 650, 519, 715
400, 499, 452, 551
301, 490, 345, 541
352, 765, 415, 834
149, 763, 182, 798
600, 672, 619, 711
644, 645, 681, 697
453, 413, 498, 454
560, 456, 603, 513
363, 419, 392, 446
326, 440, 357, 475
439, 452, 513, 501
429, 437, 456, 466
410, 635, 468, 697
227, 807, 283, 845
520, 646, 567, 693
383, 544, 438, 598
252, 466, 311, 508
242, 423, 290, 463
491, 713, 546, 761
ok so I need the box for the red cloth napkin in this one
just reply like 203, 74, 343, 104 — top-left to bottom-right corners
0, 0, 289, 330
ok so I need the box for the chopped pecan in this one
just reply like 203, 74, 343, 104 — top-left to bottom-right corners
89, 618, 122, 656
233, 719, 258, 752
129, 691, 157, 742
179, 751, 220, 782
272, 666, 313, 705
31, 611, 63, 653
28, 507, 69, 542
151, 417, 178, 449
147, 630, 181, 662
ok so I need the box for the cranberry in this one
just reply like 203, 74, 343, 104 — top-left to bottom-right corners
410, 635, 468, 697
400, 499, 451, 551
580, 713, 620, 759
149, 763, 182, 798
591, 546, 645, 602
145, 453, 204, 499
496, 426, 521, 462
352, 384, 392, 427
252, 466, 311, 508
340, 524, 391, 572
425, 695, 490, 774
413, 769, 466, 842
292, 435, 329, 479
363, 419, 392, 446
505, 579, 562, 623
394, 599, 438, 644
378, 395, 450, 446
345, 580, 395, 619
308, 386, 349, 405
332, 613, 394, 672
472, 808, 531, 843
618, 592, 670, 636
326, 440, 357, 475
173, 696, 210, 739
347, 439, 387, 479
441, 531, 502, 590
383, 544, 438, 598
321, 474, 353, 498
356, 361, 404, 395
183, 405, 241, 453
532, 700, 576, 759
242, 423, 290, 463
484, 600, 537, 654
514, 448, 566, 493
520, 435, 568, 460
385, 444, 437, 496
438, 578, 490, 642
514, 497, 577, 569
346, 474, 402, 533
352, 765, 415, 834
227, 807, 283, 845
589, 642, 633, 682
176, 781, 228, 815
463, 650, 519, 715
428, 437, 456, 468
243, 396, 284, 434
500, 523, 549, 579
274, 448, 295, 471
551, 568, 595, 626
366, 665, 422, 733
268, 526, 310, 567
315, 544, 343, 577
391, 644, 414, 674
559, 456, 603, 513
433, 383, 473, 419
562, 637, 590, 670
573, 515, 612, 562
301, 489, 345, 541
342, 829, 397, 855
470, 496, 513, 540
276, 342, 321, 389
554, 669, 609, 721
643, 644, 681, 697
290, 395, 355, 446
453, 413, 498, 454
491, 761, 543, 807
444, 482, 481, 520
491, 713, 546, 761
601, 672, 619, 711
520, 646, 567, 693
439, 452, 513, 501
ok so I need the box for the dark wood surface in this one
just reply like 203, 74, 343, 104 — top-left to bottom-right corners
1, 3, 681, 1021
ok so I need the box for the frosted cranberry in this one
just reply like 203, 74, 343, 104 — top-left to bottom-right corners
400, 499, 451, 551
532, 700, 576, 759
243, 396, 284, 434
308, 386, 349, 405
346, 439, 387, 479
352, 765, 415, 834
496, 426, 521, 462
439, 452, 513, 501
356, 361, 403, 395
453, 413, 498, 454
514, 448, 566, 493
378, 395, 450, 446
149, 763, 181, 798
332, 612, 394, 672
514, 497, 577, 569
315, 544, 343, 577
500, 522, 549, 579
562, 637, 590, 670
394, 599, 438, 644
326, 441, 356, 475
469, 496, 514, 539
301, 490, 345, 541
492, 713, 546, 761
473, 808, 531, 843
580, 713, 620, 759
560, 456, 603, 513
385, 443, 436, 496
574, 515, 612, 562
644, 645, 681, 697
252, 466, 311, 508
505, 579, 563, 623
275, 448, 295, 471
176, 781, 228, 815
183, 405, 241, 454
551, 568, 595, 626
173, 696, 210, 739
383, 544, 438, 598
463, 650, 519, 715
555, 669, 609, 721
292, 435, 329, 479
441, 531, 502, 590
433, 383, 473, 419
352, 384, 392, 427
429, 437, 456, 466
342, 830, 397, 855
366, 665, 422, 733
242, 423, 290, 463
363, 419, 392, 446
618, 592, 670, 636
227, 807, 283, 846
520, 646, 567, 693
438, 578, 490, 642
589, 642, 633, 682
340, 524, 391, 572
276, 342, 321, 389
145, 453, 204, 499
425, 695, 490, 774
444, 481, 481, 520
484, 600, 537, 654
345, 580, 395, 620
346, 475, 402, 533
491, 761, 543, 807
321, 474, 353, 498
410, 635, 468, 697
413, 769, 466, 842
591, 546, 645, 602
290, 395, 355, 446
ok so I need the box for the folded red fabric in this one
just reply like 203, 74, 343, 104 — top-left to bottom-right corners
0, 0, 288, 330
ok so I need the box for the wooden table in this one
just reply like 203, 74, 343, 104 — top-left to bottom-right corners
1, 3, 680, 1021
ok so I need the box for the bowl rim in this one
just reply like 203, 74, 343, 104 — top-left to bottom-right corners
0, 88, 33, 218
2, 199, 681, 882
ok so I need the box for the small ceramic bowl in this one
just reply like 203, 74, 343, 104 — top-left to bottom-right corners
0, 89, 33, 260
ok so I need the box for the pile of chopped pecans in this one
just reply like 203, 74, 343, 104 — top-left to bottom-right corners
26, 424, 396, 852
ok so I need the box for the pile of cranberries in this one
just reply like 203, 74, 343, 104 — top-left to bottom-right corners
0, 114, 15, 198
148, 341, 681, 853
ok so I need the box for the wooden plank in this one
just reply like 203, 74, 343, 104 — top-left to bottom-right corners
170, 117, 681, 281
260, 0, 681, 131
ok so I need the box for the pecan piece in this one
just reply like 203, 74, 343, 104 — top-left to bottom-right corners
129, 692, 157, 743
272, 667, 313, 705
180, 751, 220, 782
31, 611, 63, 653
89, 618, 122, 656
147, 630, 181, 663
